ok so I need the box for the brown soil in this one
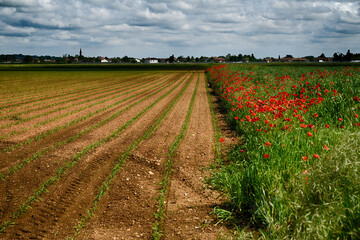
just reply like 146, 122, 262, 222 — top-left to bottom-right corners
0, 71, 232, 240
0, 73, 170, 142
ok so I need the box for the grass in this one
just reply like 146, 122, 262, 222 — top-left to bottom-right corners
206, 64, 360, 239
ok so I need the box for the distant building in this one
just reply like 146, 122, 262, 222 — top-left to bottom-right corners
315, 57, 331, 62
98, 57, 108, 63
213, 57, 225, 63
144, 58, 158, 64
281, 57, 308, 63
157, 58, 169, 63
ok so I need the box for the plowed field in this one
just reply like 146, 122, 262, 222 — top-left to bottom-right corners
0, 70, 225, 239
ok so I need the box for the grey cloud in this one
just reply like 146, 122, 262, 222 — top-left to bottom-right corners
0, 0, 359, 58
0, 0, 36, 7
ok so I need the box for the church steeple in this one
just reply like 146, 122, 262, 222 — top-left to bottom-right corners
79, 48, 82, 57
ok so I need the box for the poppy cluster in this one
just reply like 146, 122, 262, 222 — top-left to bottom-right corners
207, 64, 359, 163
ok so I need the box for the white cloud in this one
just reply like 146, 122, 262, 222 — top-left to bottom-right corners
0, 0, 359, 58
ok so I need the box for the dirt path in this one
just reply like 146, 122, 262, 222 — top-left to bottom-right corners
163, 73, 227, 239
0, 71, 229, 240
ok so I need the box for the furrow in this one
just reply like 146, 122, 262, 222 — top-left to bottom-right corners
67, 74, 196, 240
0, 73, 171, 146
0, 73, 166, 132
71, 73, 198, 240
0, 74, 181, 180
0, 72, 154, 121
0, 72, 148, 110
153, 74, 200, 240
0, 72, 190, 236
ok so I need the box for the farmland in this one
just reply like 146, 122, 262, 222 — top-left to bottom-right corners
0, 66, 224, 239
1, 63, 359, 239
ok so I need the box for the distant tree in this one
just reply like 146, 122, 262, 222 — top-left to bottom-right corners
169, 54, 175, 63
23, 55, 33, 64
344, 49, 353, 61
112, 57, 121, 63
305, 56, 315, 62
318, 53, 326, 58
177, 56, 185, 62
225, 53, 232, 62
238, 54, 243, 61
199, 56, 207, 62
122, 55, 130, 62
353, 53, 360, 60
209, 57, 216, 63
186, 56, 191, 62
242, 54, 256, 62
333, 52, 345, 61
285, 54, 293, 58
250, 53, 256, 62
230, 55, 238, 62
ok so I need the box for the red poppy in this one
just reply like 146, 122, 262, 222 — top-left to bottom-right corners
325, 124, 330, 128
307, 132, 313, 137
354, 96, 360, 101
355, 114, 358, 118
323, 144, 330, 151
219, 138, 225, 143
302, 156, 308, 161
265, 142, 271, 147
264, 154, 270, 158
235, 116, 239, 120
338, 118, 343, 121
301, 124, 307, 128
313, 154, 320, 159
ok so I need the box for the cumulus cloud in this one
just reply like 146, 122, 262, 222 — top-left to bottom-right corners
0, 0, 359, 57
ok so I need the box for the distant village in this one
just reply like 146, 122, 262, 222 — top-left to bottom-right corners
1, 49, 359, 64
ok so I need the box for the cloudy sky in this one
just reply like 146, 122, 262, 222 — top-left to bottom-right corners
0, 0, 359, 58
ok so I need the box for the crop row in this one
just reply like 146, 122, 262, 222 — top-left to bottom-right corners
0, 72, 191, 233
0, 71, 147, 108
0, 72, 152, 120
0, 73, 163, 132
153, 75, 199, 239
0, 73, 171, 143
68, 73, 196, 239
0, 74, 181, 181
